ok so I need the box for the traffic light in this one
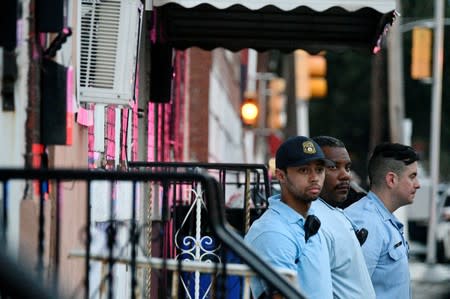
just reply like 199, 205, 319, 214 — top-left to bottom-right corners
240, 91, 259, 127
294, 49, 327, 100
267, 78, 286, 129
411, 27, 432, 80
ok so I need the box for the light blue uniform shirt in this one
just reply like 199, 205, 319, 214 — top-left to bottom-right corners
346, 191, 411, 299
244, 195, 333, 299
312, 199, 375, 299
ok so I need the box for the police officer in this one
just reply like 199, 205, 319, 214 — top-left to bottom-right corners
346, 143, 420, 298
245, 136, 333, 299
311, 136, 375, 298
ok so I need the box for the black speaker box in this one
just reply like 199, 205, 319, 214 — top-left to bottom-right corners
0, 0, 17, 50
41, 59, 67, 145
36, 0, 63, 32
150, 43, 173, 103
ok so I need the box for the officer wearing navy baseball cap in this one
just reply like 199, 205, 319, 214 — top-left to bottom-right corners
276, 136, 334, 170
245, 135, 334, 299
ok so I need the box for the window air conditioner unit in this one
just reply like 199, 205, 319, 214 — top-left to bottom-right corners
77, 0, 143, 107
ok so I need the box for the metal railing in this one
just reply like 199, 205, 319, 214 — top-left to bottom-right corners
128, 162, 271, 235
0, 168, 305, 299
128, 161, 271, 204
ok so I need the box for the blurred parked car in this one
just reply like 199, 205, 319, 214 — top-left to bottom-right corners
407, 177, 450, 263
436, 188, 450, 263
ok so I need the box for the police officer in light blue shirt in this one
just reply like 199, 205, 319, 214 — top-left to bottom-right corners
311, 136, 375, 299
244, 136, 333, 299
346, 143, 421, 299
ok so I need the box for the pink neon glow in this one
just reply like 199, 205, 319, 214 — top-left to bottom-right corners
66, 66, 74, 145
120, 109, 128, 162
133, 69, 139, 161
106, 106, 116, 161
88, 105, 95, 168
150, 10, 158, 43
66, 66, 74, 113
76, 106, 93, 127
146, 50, 189, 162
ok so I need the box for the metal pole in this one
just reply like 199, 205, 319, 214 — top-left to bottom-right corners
294, 51, 310, 137
387, 0, 405, 144
256, 72, 275, 163
426, 0, 445, 264
296, 100, 309, 137
388, 0, 409, 239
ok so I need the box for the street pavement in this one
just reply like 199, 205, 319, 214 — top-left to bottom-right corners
410, 259, 450, 299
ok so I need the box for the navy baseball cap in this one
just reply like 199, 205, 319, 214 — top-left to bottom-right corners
275, 136, 334, 169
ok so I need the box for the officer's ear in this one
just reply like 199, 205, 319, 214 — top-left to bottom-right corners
275, 168, 286, 182
385, 171, 397, 189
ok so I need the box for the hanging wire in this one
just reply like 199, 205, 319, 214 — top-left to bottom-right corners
244, 169, 251, 235
146, 182, 153, 298
130, 181, 138, 299
85, 180, 92, 299
106, 182, 116, 299
53, 180, 62, 294
37, 179, 46, 281
1, 180, 8, 247
161, 181, 170, 299
243, 170, 252, 299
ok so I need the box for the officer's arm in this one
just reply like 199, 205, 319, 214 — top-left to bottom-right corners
346, 208, 383, 276
248, 232, 298, 297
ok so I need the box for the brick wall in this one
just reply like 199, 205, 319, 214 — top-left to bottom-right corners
188, 48, 212, 162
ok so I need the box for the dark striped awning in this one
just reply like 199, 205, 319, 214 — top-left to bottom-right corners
151, 0, 397, 53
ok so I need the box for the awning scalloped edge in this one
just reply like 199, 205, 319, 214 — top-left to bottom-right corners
152, 0, 396, 13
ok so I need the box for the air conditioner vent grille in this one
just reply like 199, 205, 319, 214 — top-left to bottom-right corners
79, 0, 121, 89
77, 0, 143, 106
